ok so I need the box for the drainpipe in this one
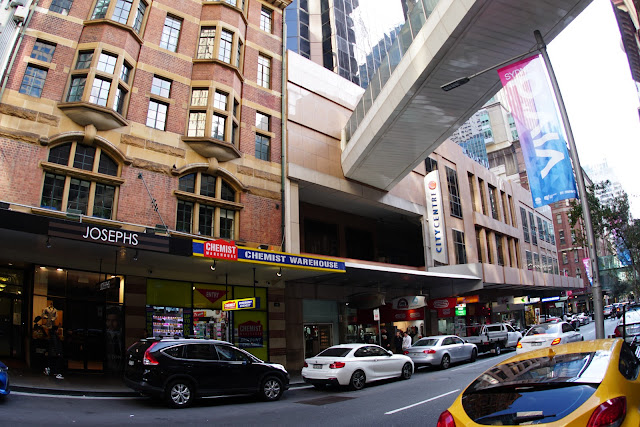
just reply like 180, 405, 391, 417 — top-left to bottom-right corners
0, 0, 39, 102
280, 7, 287, 252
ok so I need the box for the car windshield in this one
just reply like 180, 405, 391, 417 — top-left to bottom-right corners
461, 349, 612, 425
316, 347, 352, 357
413, 338, 439, 347
526, 324, 560, 336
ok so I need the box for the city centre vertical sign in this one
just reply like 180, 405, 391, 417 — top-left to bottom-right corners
425, 170, 448, 264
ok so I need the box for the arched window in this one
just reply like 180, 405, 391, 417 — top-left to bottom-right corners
175, 172, 239, 239
41, 142, 122, 219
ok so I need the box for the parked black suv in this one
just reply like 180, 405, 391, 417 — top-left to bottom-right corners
124, 337, 290, 408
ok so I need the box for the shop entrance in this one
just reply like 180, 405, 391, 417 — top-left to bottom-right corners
304, 324, 332, 358
0, 294, 23, 358
66, 300, 105, 371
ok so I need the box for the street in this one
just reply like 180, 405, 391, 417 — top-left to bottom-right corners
3, 318, 618, 427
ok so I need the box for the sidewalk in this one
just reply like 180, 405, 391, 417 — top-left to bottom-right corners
5, 360, 305, 397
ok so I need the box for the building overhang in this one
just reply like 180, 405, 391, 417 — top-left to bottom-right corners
181, 137, 242, 162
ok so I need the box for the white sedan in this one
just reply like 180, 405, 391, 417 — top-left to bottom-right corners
301, 343, 413, 390
516, 321, 583, 354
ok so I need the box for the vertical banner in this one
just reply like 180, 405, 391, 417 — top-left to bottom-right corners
582, 258, 593, 286
498, 55, 577, 207
425, 170, 448, 264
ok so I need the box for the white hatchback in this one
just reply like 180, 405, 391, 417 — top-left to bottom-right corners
516, 321, 583, 354
301, 343, 413, 390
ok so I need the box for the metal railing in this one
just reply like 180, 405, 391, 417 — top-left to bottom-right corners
344, 0, 441, 143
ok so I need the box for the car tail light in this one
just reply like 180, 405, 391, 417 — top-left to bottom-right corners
587, 397, 626, 427
303, 362, 308, 368
437, 410, 456, 427
329, 361, 345, 369
516, 341, 522, 348
424, 349, 436, 354
614, 326, 622, 337
403, 350, 409, 355
551, 338, 562, 346
143, 342, 160, 365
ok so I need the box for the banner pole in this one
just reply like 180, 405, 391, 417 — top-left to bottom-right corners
534, 30, 605, 339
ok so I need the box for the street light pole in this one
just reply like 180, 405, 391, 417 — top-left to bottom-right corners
534, 30, 605, 339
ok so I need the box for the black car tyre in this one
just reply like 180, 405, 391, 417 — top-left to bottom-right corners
469, 348, 477, 363
440, 354, 451, 370
165, 379, 194, 409
494, 344, 501, 356
349, 370, 366, 390
260, 376, 284, 401
400, 362, 412, 380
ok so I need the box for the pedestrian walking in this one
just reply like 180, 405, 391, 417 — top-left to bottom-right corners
402, 331, 412, 352
44, 325, 64, 380
394, 330, 403, 354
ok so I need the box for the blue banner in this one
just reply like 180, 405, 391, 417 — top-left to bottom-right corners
498, 55, 577, 207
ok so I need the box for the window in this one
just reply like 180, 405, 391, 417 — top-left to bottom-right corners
533, 253, 540, 272
520, 207, 529, 243
89, 77, 111, 106
562, 252, 568, 264
425, 157, 437, 173
257, 54, 271, 89
236, 40, 243, 68
97, 52, 117, 74
526, 250, 533, 271
537, 217, 544, 242
19, 66, 47, 98
175, 172, 239, 239
31, 40, 56, 62
147, 100, 168, 130
501, 192, 509, 225
211, 114, 226, 140
92, 0, 109, 19
255, 134, 270, 161
120, 63, 131, 84
478, 179, 487, 215
576, 267, 581, 279
556, 213, 562, 224
453, 230, 467, 264
446, 167, 462, 218
191, 89, 208, 106
41, 142, 119, 219
468, 174, 478, 213
574, 250, 578, 262
50, 0, 73, 15
213, 91, 227, 111
559, 229, 566, 244
218, 30, 233, 63
151, 76, 171, 98
197, 27, 216, 59
553, 257, 559, 274
260, 6, 272, 32
133, 1, 147, 33
496, 234, 504, 266
529, 212, 537, 245
67, 75, 86, 102
113, 0, 133, 24
215, 345, 250, 362
75, 51, 93, 69
160, 15, 182, 52
255, 112, 270, 161
541, 254, 547, 273
571, 230, 576, 244
185, 344, 217, 360
488, 185, 499, 220
188, 112, 206, 137
543, 221, 550, 243
549, 222, 556, 245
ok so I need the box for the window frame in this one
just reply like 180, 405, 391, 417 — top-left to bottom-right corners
160, 14, 182, 53
19, 65, 48, 98
452, 229, 467, 264
446, 166, 462, 218
257, 54, 271, 89
260, 5, 273, 33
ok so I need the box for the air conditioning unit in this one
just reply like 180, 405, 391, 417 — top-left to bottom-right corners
13, 5, 28, 22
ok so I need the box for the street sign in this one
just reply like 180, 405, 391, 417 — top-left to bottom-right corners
373, 308, 380, 321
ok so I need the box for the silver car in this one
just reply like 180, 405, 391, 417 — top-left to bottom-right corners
404, 335, 477, 369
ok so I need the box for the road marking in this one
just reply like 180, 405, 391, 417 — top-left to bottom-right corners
384, 389, 460, 415
10, 391, 144, 400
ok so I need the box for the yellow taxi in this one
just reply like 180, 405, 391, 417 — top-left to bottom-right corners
437, 339, 639, 426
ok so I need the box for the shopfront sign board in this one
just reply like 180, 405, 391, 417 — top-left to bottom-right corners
193, 239, 346, 273
392, 296, 426, 310
222, 298, 257, 311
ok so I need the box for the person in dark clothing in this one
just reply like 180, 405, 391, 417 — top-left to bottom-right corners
44, 325, 64, 380
394, 330, 403, 354
381, 328, 391, 352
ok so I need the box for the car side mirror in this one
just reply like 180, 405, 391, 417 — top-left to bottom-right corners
387, 350, 393, 356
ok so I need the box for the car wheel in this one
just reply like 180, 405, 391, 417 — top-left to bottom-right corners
165, 379, 194, 409
260, 376, 284, 401
469, 348, 477, 363
494, 344, 502, 356
349, 370, 366, 390
400, 362, 412, 380
440, 354, 451, 370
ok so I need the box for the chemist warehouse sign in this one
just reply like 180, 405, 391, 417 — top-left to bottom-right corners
192, 239, 346, 273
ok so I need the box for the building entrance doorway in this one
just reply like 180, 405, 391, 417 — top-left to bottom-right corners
304, 324, 332, 358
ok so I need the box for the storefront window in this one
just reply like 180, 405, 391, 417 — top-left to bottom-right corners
232, 286, 267, 360
193, 283, 229, 341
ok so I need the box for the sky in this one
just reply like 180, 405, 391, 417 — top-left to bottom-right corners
548, 0, 640, 218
